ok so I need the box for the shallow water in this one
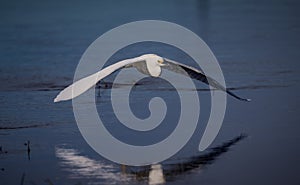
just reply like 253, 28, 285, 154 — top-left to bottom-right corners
0, 0, 300, 184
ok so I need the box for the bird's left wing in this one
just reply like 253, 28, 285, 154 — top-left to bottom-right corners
163, 58, 250, 101
54, 58, 144, 102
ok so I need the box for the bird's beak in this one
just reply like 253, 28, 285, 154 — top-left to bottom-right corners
158, 59, 166, 66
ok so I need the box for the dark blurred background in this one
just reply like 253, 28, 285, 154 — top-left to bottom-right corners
0, 0, 299, 185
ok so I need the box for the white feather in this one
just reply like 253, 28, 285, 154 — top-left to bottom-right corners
54, 57, 142, 102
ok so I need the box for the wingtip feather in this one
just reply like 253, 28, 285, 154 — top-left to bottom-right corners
54, 97, 59, 103
241, 98, 251, 102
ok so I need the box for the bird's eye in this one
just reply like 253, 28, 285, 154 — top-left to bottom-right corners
158, 60, 163, 64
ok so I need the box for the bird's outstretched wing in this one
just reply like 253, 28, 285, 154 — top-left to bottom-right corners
54, 58, 144, 102
163, 58, 251, 101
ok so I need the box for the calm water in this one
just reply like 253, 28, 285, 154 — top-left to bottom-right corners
0, 0, 300, 184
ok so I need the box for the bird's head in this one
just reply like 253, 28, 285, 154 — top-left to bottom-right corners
157, 57, 166, 67
140, 54, 165, 77
140, 54, 165, 66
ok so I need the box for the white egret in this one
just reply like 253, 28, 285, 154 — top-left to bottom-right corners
54, 54, 250, 102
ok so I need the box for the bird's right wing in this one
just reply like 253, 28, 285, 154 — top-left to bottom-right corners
54, 58, 144, 102
163, 58, 251, 101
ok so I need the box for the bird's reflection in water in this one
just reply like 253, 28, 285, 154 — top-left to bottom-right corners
129, 134, 247, 184
56, 134, 246, 185
55, 147, 132, 184
148, 164, 165, 185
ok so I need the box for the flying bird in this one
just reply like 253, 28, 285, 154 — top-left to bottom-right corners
54, 54, 250, 102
